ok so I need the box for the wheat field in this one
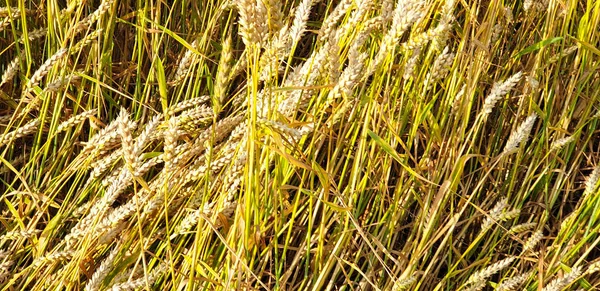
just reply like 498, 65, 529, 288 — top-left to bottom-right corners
1, 0, 600, 290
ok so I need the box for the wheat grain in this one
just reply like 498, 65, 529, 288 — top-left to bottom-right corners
171, 39, 199, 86
403, 48, 420, 80
289, 0, 315, 47
481, 72, 523, 118
45, 72, 83, 93
106, 263, 165, 291
368, 0, 425, 76
481, 197, 508, 231
503, 114, 537, 154
163, 117, 178, 173
0, 229, 40, 242
23, 48, 68, 98
318, 0, 352, 43
264, 0, 283, 33
32, 250, 74, 268
168, 95, 211, 116
496, 271, 531, 291
84, 244, 120, 291
550, 135, 574, 151
56, 109, 97, 133
522, 229, 543, 253
541, 266, 582, 291
466, 256, 515, 284
71, 0, 115, 35
236, 0, 264, 46
583, 166, 600, 197
117, 108, 138, 174
18, 27, 47, 43
463, 281, 485, 291
424, 46, 455, 90
0, 118, 40, 147
0, 53, 21, 87
402, 21, 451, 52
215, 36, 233, 104
391, 274, 417, 290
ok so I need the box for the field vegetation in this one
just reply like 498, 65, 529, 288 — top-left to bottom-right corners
1, 0, 600, 290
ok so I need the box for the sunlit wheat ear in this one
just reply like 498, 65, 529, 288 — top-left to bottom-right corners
171, 39, 199, 86
318, 0, 352, 42
480, 197, 508, 231
0, 118, 40, 147
550, 135, 574, 151
84, 244, 120, 291
0, 7, 27, 17
106, 263, 165, 291
432, 0, 456, 50
32, 250, 75, 268
163, 117, 178, 173
391, 274, 417, 290
23, 48, 68, 99
541, 266, 582, 291
522, 229, 543, 253
288, 0, 315, 47
0, 53, 22, 87
402, 21, 451, 52
368, 0, 425, 76
0, 229, 40, 243
583, 166, 600, 198
117, 108, 138, 174
463, 281, 485, 291
18, 27, 47, 43
466, 256, 516, 285
72, 0, 115, 35
167, 95, 210, 116
403, 48, 420, 80
259, 26, 290, 82
424, 46, 455, 90
380, 0, 394, 23
215, 36, 233, 104
83, 117, 137, 159
236, 0, 266, 47
0, 8, 19, 33
496, 271, 532, 291
265, 0, 284, 31
481, 71, 523, 118
56, 109, 97, 133
339, 0, 374, 40
45, 72, 83, 93
70, 29, 103, 53
174, 203, 213, 237
502, 114, 537, 155
587, 261, 600, 275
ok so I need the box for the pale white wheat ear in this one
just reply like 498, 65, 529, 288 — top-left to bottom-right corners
502, 113, 537, 155
84, 244, 120, 291
481, 71, 523, 118
550, 135, 574, 151
541, 266, 582, 291
466, 256, 516, 286
521, 229, 543, 253
0, 53, 22, 87
480, 197, 508, 231
496, 271, 532, 291
583, 166, 600, 197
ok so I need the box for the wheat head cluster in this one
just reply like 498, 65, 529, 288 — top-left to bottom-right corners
0, 0, 600, 290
